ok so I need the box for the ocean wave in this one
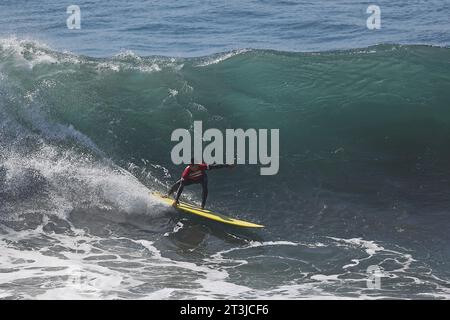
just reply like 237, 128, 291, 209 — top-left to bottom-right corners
1, 38, 450, 299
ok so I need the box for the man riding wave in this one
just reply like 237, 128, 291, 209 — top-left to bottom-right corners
168, 158, 235, 209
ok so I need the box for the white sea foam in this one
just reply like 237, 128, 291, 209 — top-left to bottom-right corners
0, 37, 76, 68
1, 226, 449, 299
0, 37, 167, 74
1, 143, 163, 220
195, 49, 250, 67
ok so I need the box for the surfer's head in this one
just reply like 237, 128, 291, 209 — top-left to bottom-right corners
189, 158, 199, 170
190, 157, 199, 169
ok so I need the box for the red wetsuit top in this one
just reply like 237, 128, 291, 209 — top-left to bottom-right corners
181, 163, 209, 181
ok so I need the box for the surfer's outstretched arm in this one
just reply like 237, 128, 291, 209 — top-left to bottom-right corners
208, 164, 235, 170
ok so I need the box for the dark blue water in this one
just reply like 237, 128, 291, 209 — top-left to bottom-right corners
1, 0, 449, 57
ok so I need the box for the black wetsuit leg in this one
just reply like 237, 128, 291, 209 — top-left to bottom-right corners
174, 176, 207, 208
168, 179, 182, 196
174, 179, 196, 202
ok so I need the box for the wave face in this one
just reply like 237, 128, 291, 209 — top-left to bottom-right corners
1, 39, 450, 299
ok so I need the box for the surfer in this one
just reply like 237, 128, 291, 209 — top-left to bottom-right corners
168, 158, 235, 209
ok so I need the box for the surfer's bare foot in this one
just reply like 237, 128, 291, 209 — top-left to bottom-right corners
172, 200, 179, 207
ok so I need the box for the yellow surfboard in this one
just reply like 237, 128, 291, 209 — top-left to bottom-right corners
152, 192, 264, 228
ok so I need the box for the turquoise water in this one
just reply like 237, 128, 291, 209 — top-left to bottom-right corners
0, 1, 449, 299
